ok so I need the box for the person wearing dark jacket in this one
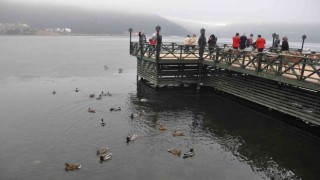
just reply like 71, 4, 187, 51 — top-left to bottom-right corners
281, 36, 289, 52
198, 32, 206, 57
208, 34, 217, 57
239, 33, 247, 50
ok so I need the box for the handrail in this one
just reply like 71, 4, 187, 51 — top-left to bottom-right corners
130, 42, 320, 85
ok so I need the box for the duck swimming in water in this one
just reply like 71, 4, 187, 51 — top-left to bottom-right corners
88, 108, 96, 113
183, 149, 194, 158
75, 88, 79, 92
96, 95, 102, 100
110, 107, 121, 111
52, 90, 56, 95
100, 153, 112, 161
130, 111, 143, 119
138, 111, 144, 116
168, 148, 181, 156
172, 130, 184, 136
158, 123, 167, 131
89, 94, 95, 98
106, 92, 112, 96
97, 147, 109, 155
100, 118, 105, 126
126, 134, 137, 143
64, 163, 81, 171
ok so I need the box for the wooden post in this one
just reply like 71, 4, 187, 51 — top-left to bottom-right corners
300, 58, 307, 80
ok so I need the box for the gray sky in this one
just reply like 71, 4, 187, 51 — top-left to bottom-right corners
5, 0, 320, 26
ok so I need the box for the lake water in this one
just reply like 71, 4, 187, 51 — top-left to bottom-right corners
0, 36, 320, 180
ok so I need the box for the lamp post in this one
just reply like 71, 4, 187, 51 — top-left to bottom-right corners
129, 27, 132, 54
301, 34, 307, 52
272, 32, 277, 50
156, 25, 161, 63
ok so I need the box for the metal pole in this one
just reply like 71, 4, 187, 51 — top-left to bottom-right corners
301, 34, 306, 52
129, 27, 132, 54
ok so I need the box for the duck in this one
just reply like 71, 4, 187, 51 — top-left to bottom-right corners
130, 111, 143, 118
138, 111, 144, 116
168, 148, 181, 156
100, 153, 112, 161
64, 163, 81, 171
100, 118, 105, 126
96, 95, 102, 100
100, 91, 107, 96
158, 123, 167, 131
88, 108, 96, 113
126, 134, 137, 143
104, 65, 108, 70
75, 88, 79, 92
89, 94, 95, 98
110, 107, 121, 111
97, 147, 109, 155
106, 92, 112, 96
172, 130, 184, 136
52, 90, 56, 95
183, 149, 194, 158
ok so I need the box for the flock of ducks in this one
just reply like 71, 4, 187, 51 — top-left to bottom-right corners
53, 87, 194, 171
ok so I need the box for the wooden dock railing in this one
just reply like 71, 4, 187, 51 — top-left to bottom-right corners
130, 42, 320, 91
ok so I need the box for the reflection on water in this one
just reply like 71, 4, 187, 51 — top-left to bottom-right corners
131, 82, 320, 180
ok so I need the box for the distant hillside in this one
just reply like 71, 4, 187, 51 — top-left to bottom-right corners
0, 1, 190, 36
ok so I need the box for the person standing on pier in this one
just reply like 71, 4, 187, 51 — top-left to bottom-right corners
273, 34, 280, 50
139, 31, 146, 44
149, 33, 157, 55
239, 33, 247, 50
190, 34, 197, 51
184, 35, 191, 52
281, 36, 289, 52
208, 34, 217, 57
232, 33, 240, 49
138, 31, 147, 54
198, 31, 207, 57
255, 35, 266, 52
246, 34, 254, 48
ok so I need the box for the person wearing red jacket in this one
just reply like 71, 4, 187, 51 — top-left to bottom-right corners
232, 33, 240, 49
255, 35, 266, 52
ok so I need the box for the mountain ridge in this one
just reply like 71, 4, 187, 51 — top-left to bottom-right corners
0, 1, 190, 36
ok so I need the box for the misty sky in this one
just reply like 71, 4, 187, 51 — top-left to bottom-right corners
4, 0, 320, 26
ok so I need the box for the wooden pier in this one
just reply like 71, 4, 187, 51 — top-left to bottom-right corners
129, 34, 320, 126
